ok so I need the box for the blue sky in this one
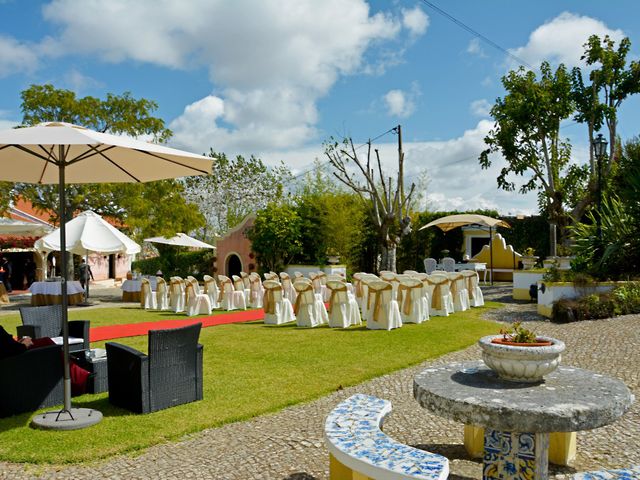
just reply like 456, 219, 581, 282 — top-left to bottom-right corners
0, 0, 638, 215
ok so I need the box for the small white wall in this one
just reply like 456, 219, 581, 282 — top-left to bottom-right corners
513, 271, 545, 300
537, 282, 616, 317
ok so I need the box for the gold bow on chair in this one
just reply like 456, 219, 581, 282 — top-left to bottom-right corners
140, 279, 150, 307
398, 283, 420, 316
371, 283, 392, 323
449, 275, 460, 299
185, 281, 195, 303
427, 277, 446, 311
218, 278, 230, 303
464, 273, 477, 300
327, 284, 347, 313
263, 284, 281, 315
249, 277, 261, 302
293, 283, 313, 315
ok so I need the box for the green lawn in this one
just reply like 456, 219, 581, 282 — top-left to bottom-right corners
0, 302, 502, 464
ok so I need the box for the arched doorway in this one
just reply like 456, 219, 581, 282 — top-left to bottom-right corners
226, 254, 242, 278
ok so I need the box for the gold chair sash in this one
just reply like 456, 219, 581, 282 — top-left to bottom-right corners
370, 283, 392, 323
293, 283, 314, 314
449, 275, 460, 299
185, 281, 195, 302
327, 284, 347, 313
218, 278, 231, 303
140, 280, 150, 307
263, 284, 281, 315
354, 278, 363, 299
427, 277, 447, 310
249, 276, 261, 302
398, 283, 421, 315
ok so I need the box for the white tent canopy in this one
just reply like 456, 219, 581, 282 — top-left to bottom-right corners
35, 210, 140, 255
0, 218, 51, 236
144, 232, 215, 249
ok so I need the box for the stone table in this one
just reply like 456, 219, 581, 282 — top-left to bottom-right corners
413, 361, 634, 480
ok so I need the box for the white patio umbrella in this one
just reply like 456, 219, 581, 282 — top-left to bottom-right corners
419, 214, 511, 285
0, 217, 52, 236
144, 232, 215, 249
35, 210, 141, 299
0, 122, 213, 429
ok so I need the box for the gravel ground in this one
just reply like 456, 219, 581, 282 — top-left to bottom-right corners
0, 286, 638, 479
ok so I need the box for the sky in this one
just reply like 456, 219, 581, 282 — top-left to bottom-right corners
0, 0, 639, 216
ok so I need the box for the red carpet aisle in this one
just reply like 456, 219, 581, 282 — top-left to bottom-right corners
90, 309, 264, 342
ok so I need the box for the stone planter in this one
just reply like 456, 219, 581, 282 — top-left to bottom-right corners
521, 255, 539, 270
543, 257, 557, 269
478, 335, 565, 383
327, 255, 340, 265
556, 256, 572, 270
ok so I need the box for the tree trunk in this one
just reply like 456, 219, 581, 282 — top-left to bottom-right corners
379, 243, 397, 273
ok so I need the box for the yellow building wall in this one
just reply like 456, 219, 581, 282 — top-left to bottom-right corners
470, 233, 521, 281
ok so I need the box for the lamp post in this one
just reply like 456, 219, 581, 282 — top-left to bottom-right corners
592, 133, 608, 244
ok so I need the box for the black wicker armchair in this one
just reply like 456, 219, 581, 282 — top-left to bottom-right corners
0, 343, 63, 417
106, 323, 203, 414
18, 305, 90, 352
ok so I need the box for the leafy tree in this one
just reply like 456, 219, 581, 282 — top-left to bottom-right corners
325, 127, 415, 272
246, 202, 302, 274
479, 62, 578, 252
571, 35, 640, 219
14, 84, 203, 238
182, 151, 292, 239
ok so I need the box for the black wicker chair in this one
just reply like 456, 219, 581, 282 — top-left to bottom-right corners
18, 305, 90, 352
0, 343, 64, 417
106, 323, 203, 414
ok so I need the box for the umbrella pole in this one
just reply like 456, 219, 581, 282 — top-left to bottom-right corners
489, 226, 493, 286
58, 151, 72, 413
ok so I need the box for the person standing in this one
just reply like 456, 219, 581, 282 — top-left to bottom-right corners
0, 257, 12, 293
78, 259, 94, 298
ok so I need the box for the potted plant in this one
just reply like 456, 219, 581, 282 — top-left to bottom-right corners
478, 322, 565, 383
521, 247, 538, 270
326, 248, 340, 265
543, 256, 557, 269
555, 245, 573, 270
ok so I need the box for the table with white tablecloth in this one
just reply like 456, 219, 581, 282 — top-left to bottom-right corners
121, 276, 157, 302
29, 281, 84, 306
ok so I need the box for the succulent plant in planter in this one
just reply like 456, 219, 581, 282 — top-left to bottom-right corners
478, 322, 565, 383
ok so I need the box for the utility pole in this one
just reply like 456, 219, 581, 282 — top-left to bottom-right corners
396, 125, 404, 200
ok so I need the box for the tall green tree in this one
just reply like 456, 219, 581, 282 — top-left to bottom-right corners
14, 84, 203, 238
182, 151, 292, 239
246, 202, 302, 274
479, 62, 579, 251
571, 35, 640, 219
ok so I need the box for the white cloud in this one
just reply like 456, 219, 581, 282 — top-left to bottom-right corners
38, 0, 427, 154
0, 36, 38, 78
470, 99, 491, 117
383, 89, 415, 118
260, 120, 539, 215
401, 6, 429, 37
509, 12, 625, 69
63, 68, 103, 92
467, 38, 485, 57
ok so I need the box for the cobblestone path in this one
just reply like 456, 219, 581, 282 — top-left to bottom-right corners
1, 290, 637, 479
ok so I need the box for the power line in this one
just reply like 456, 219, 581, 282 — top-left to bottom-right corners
416, 0, 535, 70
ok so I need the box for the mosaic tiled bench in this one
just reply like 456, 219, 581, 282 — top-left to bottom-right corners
572, 466, 640, 479
324, 394, 449, 480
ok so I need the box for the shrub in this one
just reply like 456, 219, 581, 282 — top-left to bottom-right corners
551, 281, 640, 323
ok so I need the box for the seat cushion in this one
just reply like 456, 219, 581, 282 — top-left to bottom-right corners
51, 336, 84, 346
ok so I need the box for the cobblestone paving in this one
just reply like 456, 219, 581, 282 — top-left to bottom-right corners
1, 287, 638, 479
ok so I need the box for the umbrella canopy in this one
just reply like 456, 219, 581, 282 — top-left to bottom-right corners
35, 210, 140, 255
144, 232, 215, 249
0, 218, 51, 236
419, 213, 510, 232
0, 122, 213, 428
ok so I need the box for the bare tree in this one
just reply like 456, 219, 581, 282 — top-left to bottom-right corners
324, 126, 415, 272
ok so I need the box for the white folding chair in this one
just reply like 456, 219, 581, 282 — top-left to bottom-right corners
248, 272, 264, 308
279, 272, 297, 302
218, 275, 247, 311
365, 280, 402, 330
185, 278, 212, 316
203, 275, 220, 309
447, 272, 469, 312
424, 258, 437, 274
461, 269, 484, 307
441, 257, 455, 272
187, 276, 201, 294
426, 274, 454, 316
293, 279, 327, 328
155, 276, 170, 311
140, 278, 157, 310
232, 275, 249, 303
169, 276, 186, 313
262, 280, 295, 325
398, 277, 429, 324
326, 280, 361, 328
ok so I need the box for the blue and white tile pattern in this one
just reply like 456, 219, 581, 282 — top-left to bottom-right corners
573, 466, 640, 479
324, 394, 449, 480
